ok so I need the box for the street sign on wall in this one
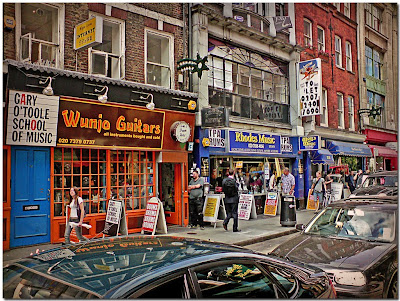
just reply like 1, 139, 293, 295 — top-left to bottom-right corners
299, 58, 322, 117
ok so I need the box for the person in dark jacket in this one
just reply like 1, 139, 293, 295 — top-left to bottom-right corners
222, 169, 240, 232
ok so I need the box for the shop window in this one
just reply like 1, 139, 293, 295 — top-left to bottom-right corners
337, 93, 344, 129
320, 88, 328, 126
18, 3, 64, 67
335, 36, 342, 67
345, 42, 352, 72
317, 26, 325, 51
146, 29, 174, 89
89, 14, 125, 79
304, 19, 312, 47
365, 4, 383, 33
365, 45, 383, 80
348, 96, 355, 131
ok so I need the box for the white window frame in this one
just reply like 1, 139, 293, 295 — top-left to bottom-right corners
343, 3, 350, 18
337, 93, 344, 129
15, 3, 65, 68
320, 87, 328, 126
348, 96, 355, 131
345, 41, 352, 72
88, 12, 125, 80
335, 35, 342, 67
317, 26, 325, 51
304, 19, 312, 47
333, 3, 340, 11
145, 28, 175, 89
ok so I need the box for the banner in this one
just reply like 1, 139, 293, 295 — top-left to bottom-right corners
299, 59, 322, 117
264, 192, 278, 216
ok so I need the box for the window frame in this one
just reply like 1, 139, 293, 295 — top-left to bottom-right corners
320, 87, 328, 126
348, 96, 355, 131
365, 45, 383, 79
337, 93, 344, 129
88, 12, 125, 80
345, 41, 352, 72
145, 28, 175, 89
343, 3, 351, 18
367, 90, 385, 127
335, 35, 342, 67
365, 4, 383, 33
303, 19, 312, 47
317, 26, 325, 51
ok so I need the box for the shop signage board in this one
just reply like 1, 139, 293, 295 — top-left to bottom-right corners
74, 17, 103, 50
299, 58, 322, 117
200, 157, 210, 177
103, 200, 128, 237
299, 136, 321, 151
57, 97, 165, 149
6, 90, 60, 146
209, 129, 225, 148
228, 130, 281, 154
238, 194, 257, 220
306, 190, 319, 210
264, 192, 278, 216
201, 107, 228, 128
141, 197, 167, 235
203, 194, 226, 225
331, 182, 343, 201
281, 136, 293, 152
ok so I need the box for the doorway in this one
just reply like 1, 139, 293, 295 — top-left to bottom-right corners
158, 163, 182, 225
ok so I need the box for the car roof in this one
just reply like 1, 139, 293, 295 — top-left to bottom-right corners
331, 195, 398, 207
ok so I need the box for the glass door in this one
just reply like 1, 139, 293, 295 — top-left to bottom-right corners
159, 163, 182, 225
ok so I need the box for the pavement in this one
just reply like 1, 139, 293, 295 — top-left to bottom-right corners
3, 209, 316, 265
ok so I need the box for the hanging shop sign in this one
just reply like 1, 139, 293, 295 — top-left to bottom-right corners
201, 107, 228, 128
299, 58, 322, 117
74, 16, 103, 50
299, 135, 321, 151
228, 130, 281, 154
170, 121, 191, 143
281, 136, 293, 152
6, 90, 60, 147
57, 97, 165, 149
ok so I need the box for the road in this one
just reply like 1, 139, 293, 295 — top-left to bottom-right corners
244, 232, 300, 254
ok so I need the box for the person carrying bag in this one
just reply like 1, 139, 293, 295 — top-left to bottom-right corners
64, 186, 89, 244
310, 171, 326, 211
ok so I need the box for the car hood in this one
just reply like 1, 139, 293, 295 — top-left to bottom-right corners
352, 186, 397, 196
271, 234, 393, 270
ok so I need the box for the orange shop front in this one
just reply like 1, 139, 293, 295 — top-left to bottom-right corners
51, 96, 195, 243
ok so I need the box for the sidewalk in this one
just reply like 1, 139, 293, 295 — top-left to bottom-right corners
3, 209, 315, 265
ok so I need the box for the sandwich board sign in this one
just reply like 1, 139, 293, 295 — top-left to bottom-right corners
141, 197, 167, 235
103, 200, 128, 237
238, 194, 257, 220
331, 182, 344, 201
306, 190, 319, 211
203, 194, 226, 227
264, 192, 278, 216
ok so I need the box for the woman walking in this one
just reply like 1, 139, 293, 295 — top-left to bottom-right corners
64, 187, 89, 244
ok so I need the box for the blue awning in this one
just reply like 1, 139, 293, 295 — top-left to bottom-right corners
327, 140, 372, 157
310, 149, 335, 165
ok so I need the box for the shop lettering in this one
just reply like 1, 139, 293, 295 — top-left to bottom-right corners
116, 116, 161, 134
14, 92, 37, 106
301, 137, 317, 147
235, 132, 275, 144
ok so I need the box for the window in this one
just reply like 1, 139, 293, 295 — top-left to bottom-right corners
146, 29, 174, 89
18, 3, 63, 67
367, 90, 385, 127
365, 4, 383, 33
275, 3, 285, 16
337, 93, 344, 129
320, 88, 328, 126
304, 19, 312, 47
335, 36, 342, 67
348, 96, 355, 130
344, 3, 351, 18
317, 26, 325, 51
345, 42, 352, 71
89, 14, 125, 79
365, 45, 383, 79
333, 3, 340, 11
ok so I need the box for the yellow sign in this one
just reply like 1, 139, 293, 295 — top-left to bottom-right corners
204, 197, 218, 217
74, 17, 102, 50
202, 137, 210, 147
235, 161, 243, 169
306, 189, 319, 210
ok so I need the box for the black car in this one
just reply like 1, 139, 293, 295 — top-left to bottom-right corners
351, 170, 398, 196
271, 195, 398, 298
3, 236, 335, 299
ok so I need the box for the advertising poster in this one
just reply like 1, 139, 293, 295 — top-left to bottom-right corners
238, 194, 257, 220
264, 192, 278, 216
331, 182, 344, 201
299, 58, 322, 117
203, 196, 219, 222
103, 200, 127, 236
306, 190, 319, 210
141, 199, 160, 234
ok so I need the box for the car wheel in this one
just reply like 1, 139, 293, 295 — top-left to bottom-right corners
388, 275, 398, 299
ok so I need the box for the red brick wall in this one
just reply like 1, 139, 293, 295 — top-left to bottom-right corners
3, 3, 16, 60
295, 3, 360, 132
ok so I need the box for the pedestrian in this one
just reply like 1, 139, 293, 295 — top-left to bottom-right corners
210, 168, 222, 190
64, 187, 89, 245
345, 170, 355, 193
269, 169, 276, 191
222, 169, 240, 232
281, 167, 295, 196
235, 168, 248, 193
188, 170, 205, 230
310, 171, 326, 210
354, 169, 364, 188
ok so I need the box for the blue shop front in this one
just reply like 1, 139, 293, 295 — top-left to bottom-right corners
193, 128, 304, 212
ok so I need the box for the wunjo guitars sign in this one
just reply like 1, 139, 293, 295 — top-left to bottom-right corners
57, 97, 165, 149
228, 130, 281, 154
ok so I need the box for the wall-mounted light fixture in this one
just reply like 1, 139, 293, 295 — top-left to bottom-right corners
140, 93, 155, 110
39, 76, 54, 96
95, 86, 108, 103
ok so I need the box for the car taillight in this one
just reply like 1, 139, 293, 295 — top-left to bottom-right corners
328, 277, 337, 298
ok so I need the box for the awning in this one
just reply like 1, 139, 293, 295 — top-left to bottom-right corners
327, 140, 372, 157
368, 144, 398, 157
310, 149, 335, 165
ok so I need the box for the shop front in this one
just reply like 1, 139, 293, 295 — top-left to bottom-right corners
364, 128, 398, 171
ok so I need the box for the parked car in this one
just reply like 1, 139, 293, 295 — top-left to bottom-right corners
351, 170, 398, 196
271, 195, 398, 298
3, 236, 336, 299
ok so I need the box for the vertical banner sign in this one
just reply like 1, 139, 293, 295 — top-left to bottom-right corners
299, 58, 322, 117
238, 194, 257, 220
103, 200, 122, 236
6, 90, 60, 146
264, 192, 278, 216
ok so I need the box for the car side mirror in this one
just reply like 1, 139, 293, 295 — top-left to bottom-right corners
295, 224, 304, 231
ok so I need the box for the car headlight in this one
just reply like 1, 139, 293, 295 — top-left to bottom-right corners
334, 271, 366, 286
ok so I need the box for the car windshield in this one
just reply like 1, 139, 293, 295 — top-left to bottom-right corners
304, 206, 396, 242
362, 175, 398, 188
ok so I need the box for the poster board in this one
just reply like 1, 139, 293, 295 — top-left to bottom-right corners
103, 200, 128, 237
238, 194, 257, 220
306, 190, 319, 210
203, 194, 226, 222
264, 192, 278, 216
331, 182, 344, 201
141, 197, 167, 235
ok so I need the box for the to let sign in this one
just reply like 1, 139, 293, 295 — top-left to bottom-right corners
299, 58, 322, 117
6, 90, 59, 146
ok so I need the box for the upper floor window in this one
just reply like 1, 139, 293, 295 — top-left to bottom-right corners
345, 42, 352, 72
275, 3, 285, 16
304, 19, 312, 47
365, 45, 383, 80
145, 29, 174, 89
343, 3, 351, 18
18, 3, 64, 68
335, 35, 342, 67
333, 3, 340, 11
365, 4, 383, 33
348, 96, 355, 131
317, 26, 325, 51
367, 91, 384, 127
320, 87, 328, 126
89, 14, 125, 80
337, 93, 344, 129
